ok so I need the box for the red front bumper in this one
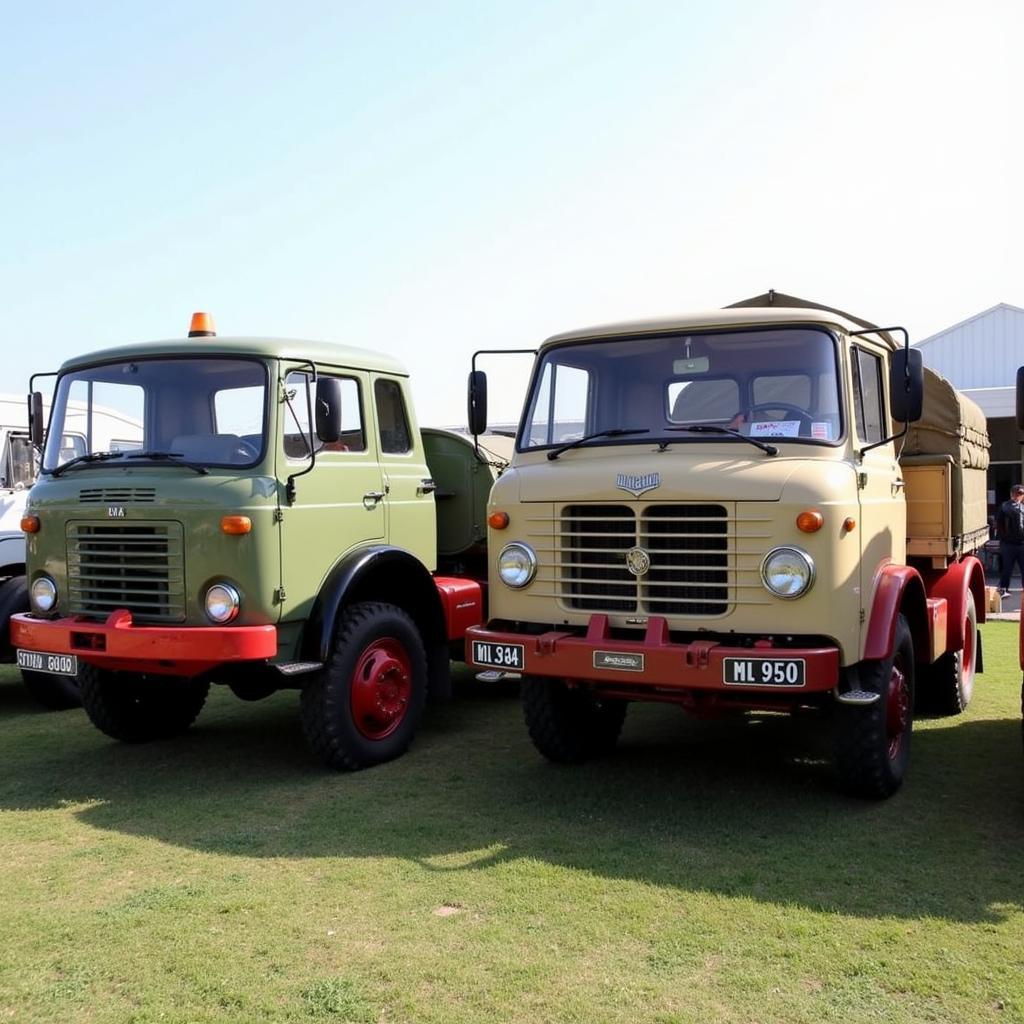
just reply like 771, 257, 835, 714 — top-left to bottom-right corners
11, 609, 278, 677
466, 615, 841, 699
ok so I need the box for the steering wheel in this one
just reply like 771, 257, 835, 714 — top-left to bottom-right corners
747, 402, 814, 426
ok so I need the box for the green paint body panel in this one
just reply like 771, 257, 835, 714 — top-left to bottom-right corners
22, 339, 492, 670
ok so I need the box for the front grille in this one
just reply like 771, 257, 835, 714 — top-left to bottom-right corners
79, 487, 156, 503
66, 521, 185, 622
560, 503, 731, 616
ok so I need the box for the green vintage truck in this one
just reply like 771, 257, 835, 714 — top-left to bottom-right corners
11, 315, 492, 769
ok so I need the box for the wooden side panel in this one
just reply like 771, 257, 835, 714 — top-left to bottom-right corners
904, 462, 952, 557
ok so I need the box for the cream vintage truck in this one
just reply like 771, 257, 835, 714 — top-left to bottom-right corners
466, 292, 989, 799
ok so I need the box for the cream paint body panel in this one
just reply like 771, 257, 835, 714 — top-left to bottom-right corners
486, 449, 865, 665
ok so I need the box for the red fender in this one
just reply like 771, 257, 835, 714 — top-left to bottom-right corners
921, 555, 986, 652
863, 564, 929, 662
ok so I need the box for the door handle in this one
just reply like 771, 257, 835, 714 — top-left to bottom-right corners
892, 478, 905, 495
362, 490, 385, 510
417, 478, 437, 496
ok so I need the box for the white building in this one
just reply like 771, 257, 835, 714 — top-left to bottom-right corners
914, 303, 1024, 508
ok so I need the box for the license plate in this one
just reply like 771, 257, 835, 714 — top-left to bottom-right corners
723, 657, 805, 687
471, 641, 525, 671
16, 650, 78, 676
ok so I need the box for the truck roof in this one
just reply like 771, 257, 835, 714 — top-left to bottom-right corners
542, 292, 900, 351
56, 336, 410, 377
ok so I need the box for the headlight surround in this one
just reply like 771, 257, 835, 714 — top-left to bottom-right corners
30, 575, 57, 613
760, 546, 815, 599
497, 542, 537, 589
204, 582, 241, 623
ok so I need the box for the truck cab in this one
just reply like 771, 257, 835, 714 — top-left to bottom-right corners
12, 316, 484, 768
467, 293, 987, 798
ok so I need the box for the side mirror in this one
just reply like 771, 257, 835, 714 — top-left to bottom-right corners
28, 392, 44, 448
889, 348, 923, 423
467, 370, 488, 436
314, 378, 343, 443
1016, 367, 1024, 430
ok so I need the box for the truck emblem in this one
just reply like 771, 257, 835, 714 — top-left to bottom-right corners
107, 506, 126, 518
615, 472, 660, 497
625, 547, 651, 577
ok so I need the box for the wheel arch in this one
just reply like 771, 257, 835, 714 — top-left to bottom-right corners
863, 564, 929, 664
302, 545, 448, 691
923, 554, 986, 650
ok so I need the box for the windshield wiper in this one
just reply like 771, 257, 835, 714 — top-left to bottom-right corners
664, 424, 778, 457
49, 451, 125, 477
125, 451, 209, 475
546, 428, 650, 461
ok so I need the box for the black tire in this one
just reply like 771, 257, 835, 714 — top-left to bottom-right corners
834, 614, 915, 799
919, 592, 977, 716
0, 575, 81, 710
21, 669, 82, 711
522, 677, 628, 764
300, 602, 428, 771
78, 664, 209, 743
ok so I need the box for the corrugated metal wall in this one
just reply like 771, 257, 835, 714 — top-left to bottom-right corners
914, 304, 1024, 388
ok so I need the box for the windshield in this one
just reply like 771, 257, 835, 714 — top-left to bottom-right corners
520, 327, 842, 451
42, 357, 268, 472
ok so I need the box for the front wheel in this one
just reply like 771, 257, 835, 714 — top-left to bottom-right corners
522, 678, 628, 764
834, 614, 915, 799
21, 669, 81, 711
79, 665, 209, 742
300, 602, 428, 771
0, 575, 80, 710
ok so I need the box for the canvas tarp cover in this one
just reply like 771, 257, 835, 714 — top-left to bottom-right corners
901, 366, 989, 470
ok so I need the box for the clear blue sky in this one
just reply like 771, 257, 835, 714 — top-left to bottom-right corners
2, 0, 1020, 423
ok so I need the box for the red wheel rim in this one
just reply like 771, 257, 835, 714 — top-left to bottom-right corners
961, 613, 976, 701
349, 638, 412, 740
885, 658, 910, 761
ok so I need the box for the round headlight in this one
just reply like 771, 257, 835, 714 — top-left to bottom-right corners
30, 576, 57, 613
761, 547, 814, 599
205, 583, 240, 623
497, 542, 537, 589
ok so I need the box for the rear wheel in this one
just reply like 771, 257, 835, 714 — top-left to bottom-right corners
78, 665, 209, 742
920, 592, 977, 715
522, 677, 628, 763
0, 575, 80, 710
834, 614, 915, 799
300, 602, 427, 770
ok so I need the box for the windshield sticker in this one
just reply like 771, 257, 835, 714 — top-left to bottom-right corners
749, 421, 801, 438
811, 421, 832, 440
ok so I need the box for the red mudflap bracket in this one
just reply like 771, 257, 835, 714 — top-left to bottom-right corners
434, 576, 484, 641
466, 615, 840, 695
11, 609, 278, 677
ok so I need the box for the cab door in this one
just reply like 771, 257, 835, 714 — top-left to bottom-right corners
851, 343, 905, 649
277, 365, 385, 624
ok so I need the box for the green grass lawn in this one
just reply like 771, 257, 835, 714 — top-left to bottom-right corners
1, 623, 1022, 1024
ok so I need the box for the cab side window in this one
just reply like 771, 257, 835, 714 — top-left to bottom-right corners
851, 347, 885, 444
374, 379, 412, 454
284, 371, 366, 458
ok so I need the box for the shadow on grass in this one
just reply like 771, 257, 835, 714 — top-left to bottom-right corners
1, 668, 1021, 925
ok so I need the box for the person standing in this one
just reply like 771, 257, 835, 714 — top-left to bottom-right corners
996, 484, 1024, 597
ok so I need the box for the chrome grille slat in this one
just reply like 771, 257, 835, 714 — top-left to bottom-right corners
66, 521, 185, 623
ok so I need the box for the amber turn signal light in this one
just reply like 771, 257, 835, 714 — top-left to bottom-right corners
796, 510, 824, 533
221, 515, 252, 535
843, 517, 856, 532
488, 511, 510, 530
20, 515, 40, 534
188, 311, 216, 337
